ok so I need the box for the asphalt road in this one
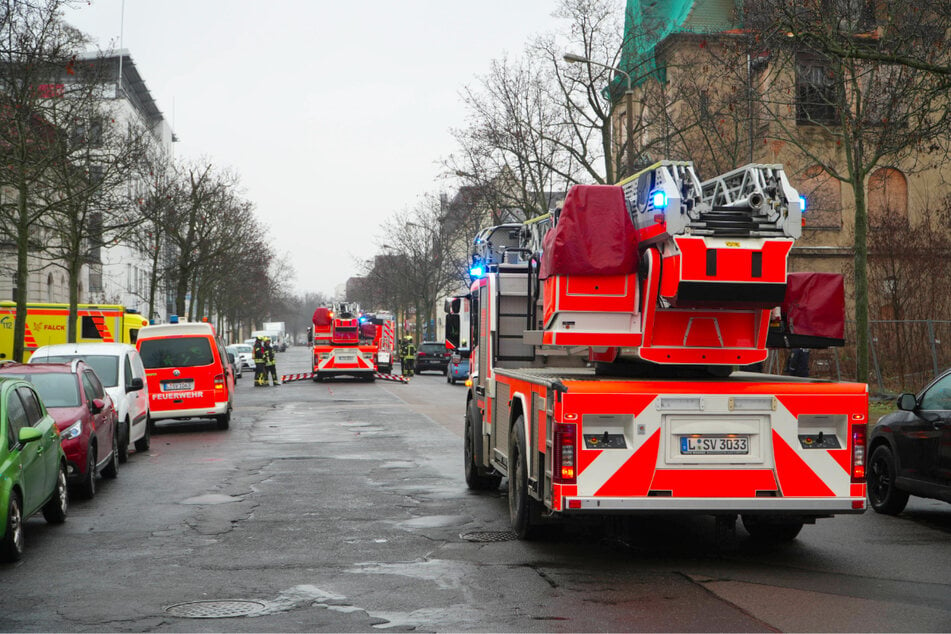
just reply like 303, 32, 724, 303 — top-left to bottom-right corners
1, 346, 949, 632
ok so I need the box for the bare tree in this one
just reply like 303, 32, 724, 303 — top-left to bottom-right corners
0, 0, 112, 359
745, 0, 951, 381
32, 54, 152, 341
375, 194, 467, 342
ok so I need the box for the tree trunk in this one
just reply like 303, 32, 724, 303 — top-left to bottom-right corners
12, 182, 30, 362
852, 177, 869, 383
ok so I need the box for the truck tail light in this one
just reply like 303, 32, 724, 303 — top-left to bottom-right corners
552, 423, 577, 484
214, 373, 225, 390
851, 423, 866, 482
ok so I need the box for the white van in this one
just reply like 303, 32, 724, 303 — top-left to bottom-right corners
30, 342, 150, 461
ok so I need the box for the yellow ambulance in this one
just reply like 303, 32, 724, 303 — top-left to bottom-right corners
0, 302, 150, 361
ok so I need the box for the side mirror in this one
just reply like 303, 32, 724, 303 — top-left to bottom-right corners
18, 427, 42, 444
128, 377, 144, 392
90, 398, 105, 414
897, 393, 917, 411
227, 352, 235, 363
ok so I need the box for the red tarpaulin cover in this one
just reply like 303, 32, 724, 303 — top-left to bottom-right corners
539, 185, 637, 279
312, 307, 332, 327
783, 272, 845, 339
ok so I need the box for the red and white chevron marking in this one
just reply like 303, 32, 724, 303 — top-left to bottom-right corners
279, 372, 408, 384
280, 372, 314, 383
375, 372, 409, 383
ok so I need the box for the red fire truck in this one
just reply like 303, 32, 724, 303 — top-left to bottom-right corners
311, 302, 376, 381
463, 162, 867, 541
364, 312, 396, 374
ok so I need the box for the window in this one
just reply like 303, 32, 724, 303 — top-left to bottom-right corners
71, 118, 103, 149
81, 316, 103, 339
17, 387, 44, 426
87, 212, 103, 264
6, 392, 28, 445
82, 370, 104, 401
796, 54, 838, 125
867, 167, 907, 228
39, 354, 119, 387
921, 373, 951, 410
139, 337, 214, 369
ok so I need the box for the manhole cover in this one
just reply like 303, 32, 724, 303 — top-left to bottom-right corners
164, 600, 266, 618
461, 530, 517, 543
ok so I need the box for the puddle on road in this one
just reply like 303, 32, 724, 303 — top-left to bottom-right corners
180, 494, 243, 505
379, 461, 416, 469
396, 515, 468, 531
348, 558, 473, 592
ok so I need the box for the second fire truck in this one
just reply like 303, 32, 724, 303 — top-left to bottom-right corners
311, 302, 377, 381
463, 161, 867, 541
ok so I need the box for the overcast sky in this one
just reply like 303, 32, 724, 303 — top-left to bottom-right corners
64, 0, 562, 298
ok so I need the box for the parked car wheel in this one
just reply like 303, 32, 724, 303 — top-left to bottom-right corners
0, 493, 24, 562
868, 445, 910, 515
117, 419, 129, 464
134, 419, 151, 452
102, 431, 119, 479
77, 446, 96, 499
42, 465, 68, 524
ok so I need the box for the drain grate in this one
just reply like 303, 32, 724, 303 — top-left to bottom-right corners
461, 530, 517, 543
164, 600, 266, 619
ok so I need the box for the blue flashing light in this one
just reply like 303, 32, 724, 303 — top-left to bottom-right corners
652, 190, 668, 209
799, 195, 807, 212
469, 265, 485, 278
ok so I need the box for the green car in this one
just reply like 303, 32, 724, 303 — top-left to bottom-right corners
0, 376, 68, 562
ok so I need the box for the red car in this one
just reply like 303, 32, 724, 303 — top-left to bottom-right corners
0, 361, 118, 498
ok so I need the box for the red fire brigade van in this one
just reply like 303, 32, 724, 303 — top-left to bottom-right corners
136, 322, 235, 430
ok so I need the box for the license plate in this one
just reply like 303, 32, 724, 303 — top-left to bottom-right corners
162, 380, 194, 392
336, 354, 357, 364
680, 435, 749, 455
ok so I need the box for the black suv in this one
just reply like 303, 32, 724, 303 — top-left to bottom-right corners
867, 369, 951, 514
415, 342, 451, 375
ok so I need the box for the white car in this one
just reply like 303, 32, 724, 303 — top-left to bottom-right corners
30, 342, 150, 461
228, 344, 255, 373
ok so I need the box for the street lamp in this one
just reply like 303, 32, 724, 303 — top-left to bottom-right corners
563, 52, 636, 181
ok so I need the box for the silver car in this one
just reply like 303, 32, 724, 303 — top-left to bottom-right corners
227, 344, 255, 373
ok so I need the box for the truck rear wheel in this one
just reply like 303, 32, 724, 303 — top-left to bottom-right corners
508, 417, 542, 539
464, 402, 501, 491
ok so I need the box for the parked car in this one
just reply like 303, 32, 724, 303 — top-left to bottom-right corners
0, 361, 119, 499
868, 369, 951, 514
415, 341, 451, 375
447, 348, 470, 384
225, 349, 242, 379
29, 343, 150, 462
0, 376, 69, 561
227, 344, 255, 373
136, 322, 235, 430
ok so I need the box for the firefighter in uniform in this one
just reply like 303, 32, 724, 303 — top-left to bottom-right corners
400, 336, 416, 377
264, 338, 279, 385
253, 336, 266, 386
